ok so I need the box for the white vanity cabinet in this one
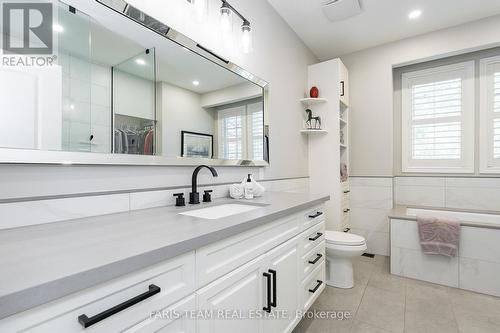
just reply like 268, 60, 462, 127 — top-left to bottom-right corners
0, 204, 326, 333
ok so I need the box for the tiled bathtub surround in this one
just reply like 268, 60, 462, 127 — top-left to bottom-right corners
391, 218, 500, 297
349, 177, 393, 256
0, 177, 309, 230
394, 176, 500, 211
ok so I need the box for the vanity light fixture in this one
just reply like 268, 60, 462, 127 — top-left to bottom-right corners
408, 9, 422, 20
135, 58, 146, 65
241, 21, 252, 54
220, 1, 233, 33
219, 1, 253, 53
187, 0, 207, 21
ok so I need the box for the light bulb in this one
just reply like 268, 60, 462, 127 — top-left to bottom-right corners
195, 0, 206, 21
241, 23, 252, 54
220, 5, 232, 33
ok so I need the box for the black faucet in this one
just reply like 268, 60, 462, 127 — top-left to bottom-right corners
190, 165, 218, 204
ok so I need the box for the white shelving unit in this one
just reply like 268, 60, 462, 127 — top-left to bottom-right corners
305, 58, 350, 232
299, 97, 329, 105
300, 129, 328, 134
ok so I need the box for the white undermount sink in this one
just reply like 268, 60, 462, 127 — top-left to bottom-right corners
179, 203, 263, 220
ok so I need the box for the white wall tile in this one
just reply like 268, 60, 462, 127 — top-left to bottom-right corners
394, 184, 445, 207
351, 228, 389, 256
390, 219, 420, 250
350, 186, 393, 209
394, 177, 445, 187
91, 84, 111, 107
460, 226, 500, 262
460, 258, 500, 297
391, 247, 459, 287
350, 207, 390, 232
130, 189, 186, 210
350, 177, 392, 188
446, 186, 500, 211
0, 194, 129, 230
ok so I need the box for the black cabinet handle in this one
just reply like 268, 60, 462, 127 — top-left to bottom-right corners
309, 232, 323, 241
340, 81, 345, 97
308, 212, 323, 219
308, 253, 323, 265
343, 190, 350, 194
344, 228, 351, 233
78, 284, 160, 328
309, 280, 323, 293
269, 269, 277, 308
343, 209, 350, 213
263, 272, 272, 313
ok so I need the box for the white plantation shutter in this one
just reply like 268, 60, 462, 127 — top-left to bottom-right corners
402, 61, 474, 173
218, 106, 245, 160
480, 56, 500, 172
217, 99, 264, 160
247, 101, 264, 160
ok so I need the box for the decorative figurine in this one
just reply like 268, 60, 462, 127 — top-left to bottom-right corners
310, 86, 319, 98
305, 109, 322, 129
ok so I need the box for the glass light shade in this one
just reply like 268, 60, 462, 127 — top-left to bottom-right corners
241, 24, 252, 54
220, 7, 232, 33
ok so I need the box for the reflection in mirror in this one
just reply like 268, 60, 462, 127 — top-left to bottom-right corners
0, 0, 268, 165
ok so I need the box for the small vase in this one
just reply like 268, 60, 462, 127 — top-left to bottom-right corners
310, 86, 319, 98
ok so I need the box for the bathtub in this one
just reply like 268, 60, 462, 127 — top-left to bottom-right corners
390, 207, 500, 297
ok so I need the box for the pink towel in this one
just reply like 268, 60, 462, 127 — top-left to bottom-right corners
417, 216, 460, 257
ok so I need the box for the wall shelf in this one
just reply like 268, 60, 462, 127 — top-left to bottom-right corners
339, 118, 347, 126
300, 98, 328, 105
340, 144, 348, 149
300, 129, 328, 134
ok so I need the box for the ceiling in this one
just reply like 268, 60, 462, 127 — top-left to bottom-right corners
267, 0, 500, 60
57, 1, 249, 94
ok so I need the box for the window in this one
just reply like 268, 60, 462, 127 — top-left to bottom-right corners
480, 55, 500, 173
401, 61, 475, 173
217, 99, 264, 160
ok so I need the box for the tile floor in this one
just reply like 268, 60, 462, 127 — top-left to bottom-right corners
293, 255, 500, 333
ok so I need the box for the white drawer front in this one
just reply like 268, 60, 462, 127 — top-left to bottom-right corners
301, 222, 325, 255
302, 205, 325, 230
301, 262, 325, 311
301, 241, 325, 279
124, 294, 196, 333
196, 214, 300, 287
0, 252, 195, 333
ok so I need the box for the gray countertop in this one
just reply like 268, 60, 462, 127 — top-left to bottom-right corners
0, 191, 329, 319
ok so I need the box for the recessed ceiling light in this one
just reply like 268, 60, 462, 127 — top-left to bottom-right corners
408, 9, 422, 20
135, 58, 146, 65
53, 24, 64, 33
192, 80, 200, 86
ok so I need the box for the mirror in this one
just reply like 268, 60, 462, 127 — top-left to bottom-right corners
0, 0, 268, 165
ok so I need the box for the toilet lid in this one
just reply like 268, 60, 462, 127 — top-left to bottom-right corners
325, 231, 365, 246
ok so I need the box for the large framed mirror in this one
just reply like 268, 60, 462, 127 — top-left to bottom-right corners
0, 0, 269, 166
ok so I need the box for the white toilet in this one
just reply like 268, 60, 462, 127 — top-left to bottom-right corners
325, 231, 367, 289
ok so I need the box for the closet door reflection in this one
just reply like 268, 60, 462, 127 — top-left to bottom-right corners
112, 49, 156, 155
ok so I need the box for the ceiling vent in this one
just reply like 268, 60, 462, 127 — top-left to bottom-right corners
322, 0, 362, 22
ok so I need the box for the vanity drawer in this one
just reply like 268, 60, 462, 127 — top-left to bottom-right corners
301, 240, 325, 279
196, 214, 300, 287
301, 262, 326, 311
302, 205, 325, 230
124, 294, 196, 333
0, 252, 195, 332
301, 221, 325, 255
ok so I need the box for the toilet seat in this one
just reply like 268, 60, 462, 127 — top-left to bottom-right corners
325, 231, 365, 246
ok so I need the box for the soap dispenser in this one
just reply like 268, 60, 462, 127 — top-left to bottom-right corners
244, 174, 254, 200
